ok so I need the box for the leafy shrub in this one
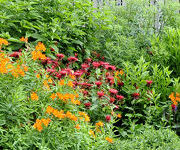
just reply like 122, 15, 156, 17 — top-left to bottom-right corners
149, 27, 180, 76
91, 0, 180, 70
0, 0, 110, 58
116, 124, 180, 150
114, 57, 177, 131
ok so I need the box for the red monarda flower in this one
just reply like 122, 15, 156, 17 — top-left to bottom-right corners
118, 81, 124, 87
146, 80, 153, 87
109, 89, 118, 95
47, 68, 56, 74
59, 70, 68, 76
82, 83, 93, 89
92, 62, 100, 68
40, 57, 51, 65
105, 115, 111, 122
75, 53, 78, 57
96, 53, 100, 58
105, 65, 116, 71
81, 63, 90, 70
64, 68, 73, 74
50, 47, 55, 51
109, 97, 115, 103
67, 56, 78, 62
132, 93, 140, 99
52, 60, 59, 68
56, 53, 64, 59
116, 95, 124, 101
84, 102, 91, 108
82, 90, 89, 96
97, 91, 104, 98
86, 58, 92, 63
9, 52, 21, 58
100, 61, 109, 67
95, 81, 102, 87
107, 76, 114, 81
171, 104, 177, 112
74, 71, 83, 78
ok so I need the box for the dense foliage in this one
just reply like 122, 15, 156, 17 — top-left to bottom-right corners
0, 0, 180, 149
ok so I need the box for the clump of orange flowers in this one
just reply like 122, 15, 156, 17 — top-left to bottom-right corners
95, 121, 104, 127
33, 118, 51, 132
31, 42, 46, 60
58, 79, 74, 87
89, 129, 95, 138
46, 106, 78, 121
0, 52, 28, 77
51, 92, 80, 105
78, 111, 90, 122
75, 124, 80, 130
0, 38, 8, 48
105, 137, 113, 143
20, 37, 28, 43
31, 92, 38, 101
35, 42, 46, 51
169, 92, 180, 105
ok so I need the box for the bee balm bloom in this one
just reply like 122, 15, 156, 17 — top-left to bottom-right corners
109, 89, 118, 95
105, 115, 111, 122
146, 80, 153, 87
97, 91, 104, 98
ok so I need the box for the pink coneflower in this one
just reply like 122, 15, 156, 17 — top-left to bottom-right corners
109, 89, 118, 95
95, 81, 102, 87
105, 115, 111, 122
67, 56, 78, 62
146, 80, 153, 87
116, 95, 124, 101
132, 93, 140, 99
56, 53, 64, 59
92, 62, 100, 68
97, 91, 104, 98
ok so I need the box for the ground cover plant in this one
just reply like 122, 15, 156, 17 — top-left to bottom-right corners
0, 0, 180, 149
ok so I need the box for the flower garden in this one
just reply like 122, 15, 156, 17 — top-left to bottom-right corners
0, 0, 180, 149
